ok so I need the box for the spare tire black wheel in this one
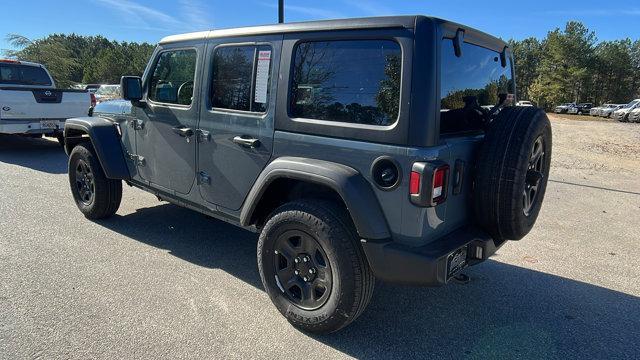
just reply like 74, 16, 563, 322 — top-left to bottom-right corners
474, 106, 552, 241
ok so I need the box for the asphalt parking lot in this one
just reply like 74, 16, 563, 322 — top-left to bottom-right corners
1, 116, 639, 359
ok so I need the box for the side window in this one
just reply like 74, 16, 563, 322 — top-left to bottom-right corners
148, 49, 197, 106
440, 39, 514, 135
290, 40, 401, 126
211, 45, 272, 113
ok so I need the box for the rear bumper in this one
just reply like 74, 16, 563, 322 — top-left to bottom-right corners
361, 226, 504, 286
0, 119, 65, 134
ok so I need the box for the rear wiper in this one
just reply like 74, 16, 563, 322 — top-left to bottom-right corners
488, 93, 509, 118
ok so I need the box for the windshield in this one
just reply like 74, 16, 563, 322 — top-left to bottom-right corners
0, 63, 52, 86
96, 85, 120, 96
622, 100, 640, 109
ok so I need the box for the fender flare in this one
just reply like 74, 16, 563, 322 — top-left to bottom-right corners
240, 157, 391, 240
64, 117, 130, 180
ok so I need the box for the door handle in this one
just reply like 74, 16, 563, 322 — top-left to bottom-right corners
233, 136, 260, 148
172, 126, 194, 137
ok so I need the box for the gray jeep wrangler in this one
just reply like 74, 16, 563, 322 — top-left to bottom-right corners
64, 16, 552, 334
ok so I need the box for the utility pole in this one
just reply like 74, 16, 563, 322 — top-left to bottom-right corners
278, 0, 284, 23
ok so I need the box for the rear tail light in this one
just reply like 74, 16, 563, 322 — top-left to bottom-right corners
409, 162, 449, 207
432, 165, 449, 204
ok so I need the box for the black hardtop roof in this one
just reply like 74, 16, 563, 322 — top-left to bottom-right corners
159, 15, 507, 49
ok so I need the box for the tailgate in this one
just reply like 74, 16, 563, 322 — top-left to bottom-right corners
0, 88, 90, 120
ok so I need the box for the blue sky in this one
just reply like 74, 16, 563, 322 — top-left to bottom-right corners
1, 0, 638, 52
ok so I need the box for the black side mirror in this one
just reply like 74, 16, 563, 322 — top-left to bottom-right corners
121, 76, 143, 102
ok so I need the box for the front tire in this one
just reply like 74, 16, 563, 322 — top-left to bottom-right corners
68, 142, 122, 219
257, 200, 375, 334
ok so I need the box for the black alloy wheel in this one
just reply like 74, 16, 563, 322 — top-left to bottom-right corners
523, 136, 545, 216
272, 229, 332, 310
257, 200, 375, 334
75, 159, 95, 206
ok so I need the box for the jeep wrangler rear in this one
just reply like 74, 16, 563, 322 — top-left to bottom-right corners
64, 16, 551, 334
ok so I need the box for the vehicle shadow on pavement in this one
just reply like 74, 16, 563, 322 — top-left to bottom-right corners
98, 203, 264, 288
0, 135, 67, 174
98, 203, 640, 359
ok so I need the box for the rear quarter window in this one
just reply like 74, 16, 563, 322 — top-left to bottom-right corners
289, 39, 401, 126
439, 39, 514, 135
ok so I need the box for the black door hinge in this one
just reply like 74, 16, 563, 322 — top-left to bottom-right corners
126, 151, 145, 166
129, 119, 144, 130
198, 171, 211, 185
196, 129, 211, 143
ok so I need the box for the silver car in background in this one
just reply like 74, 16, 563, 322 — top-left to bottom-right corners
554, 103, 576, 113
590, 104, 606, 116
612, 99, 640, 122
600, 104, 624, 117
94, 84, 122, 104
628, 108, 640, 123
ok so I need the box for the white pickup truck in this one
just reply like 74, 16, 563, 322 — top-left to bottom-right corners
0, 59, 94, 144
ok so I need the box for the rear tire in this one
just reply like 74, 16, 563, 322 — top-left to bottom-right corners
68, 142, 122, 219
474, 106, 552, 241
257, 199, 375, 334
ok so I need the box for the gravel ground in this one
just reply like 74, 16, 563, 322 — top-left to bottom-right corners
1, 117, 639, 359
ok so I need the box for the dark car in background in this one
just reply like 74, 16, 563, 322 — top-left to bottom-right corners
568, 103, 592, 114
84, 84, 101, 93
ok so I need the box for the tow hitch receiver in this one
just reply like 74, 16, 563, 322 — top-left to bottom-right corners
451, 273, 470, 284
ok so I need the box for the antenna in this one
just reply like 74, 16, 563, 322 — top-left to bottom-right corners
278, 0, 284, 23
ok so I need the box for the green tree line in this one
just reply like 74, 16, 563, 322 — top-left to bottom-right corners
509, 21, 640, 109
3, 34, 154, 88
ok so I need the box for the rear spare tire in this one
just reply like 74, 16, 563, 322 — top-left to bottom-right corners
474, 106, 552, 241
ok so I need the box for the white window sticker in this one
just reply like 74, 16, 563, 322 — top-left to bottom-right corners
254, 50, 271, 104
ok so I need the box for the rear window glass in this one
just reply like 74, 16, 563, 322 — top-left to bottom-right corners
440, 40, 514, 135
289, 40, 401, 126
211, 45, 272, 113
0, 64, 52, 86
